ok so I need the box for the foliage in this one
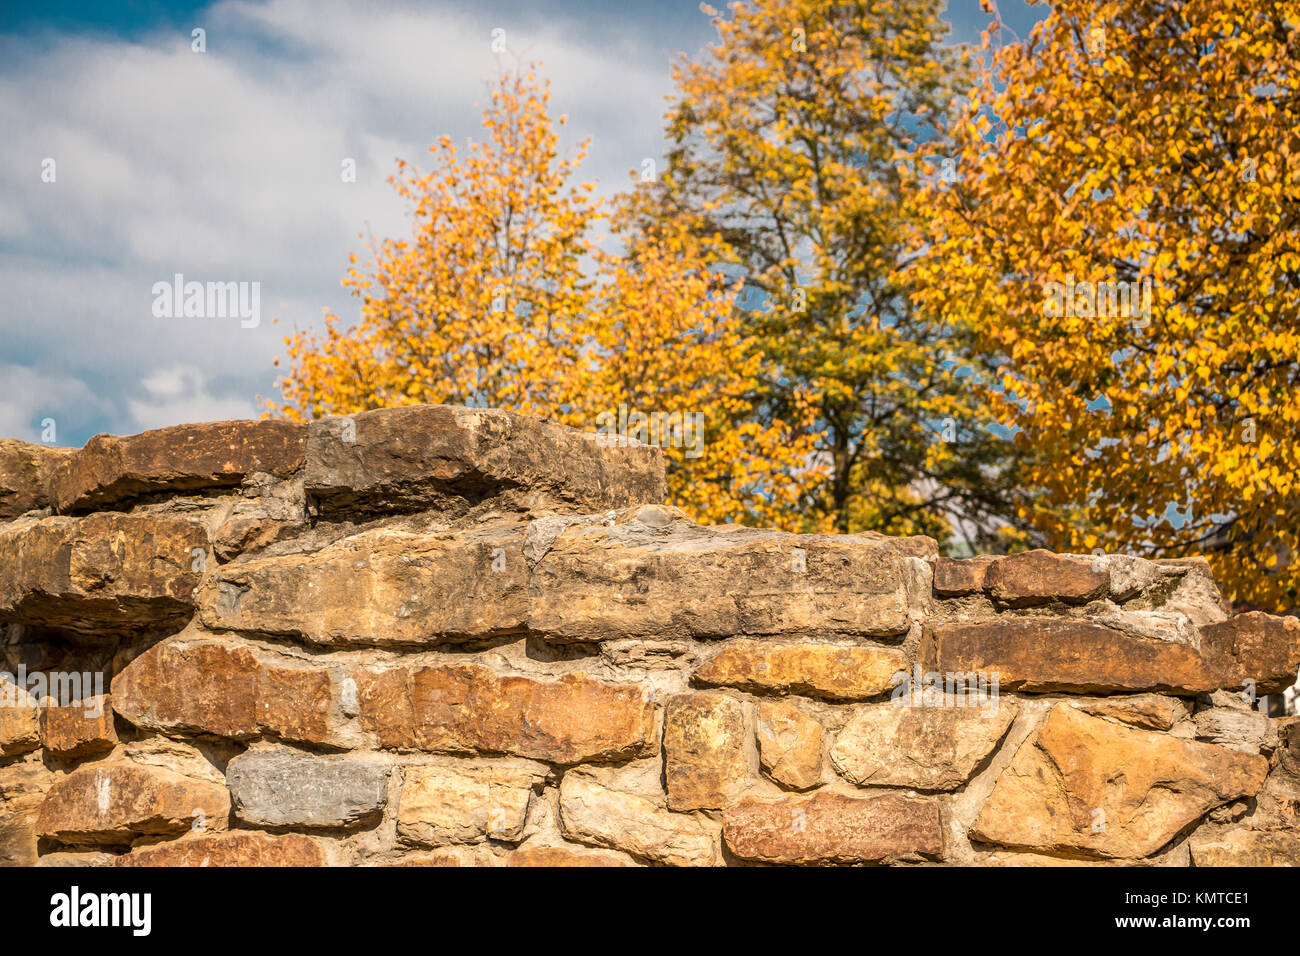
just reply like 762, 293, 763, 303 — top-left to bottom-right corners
915, 0, 1300, 605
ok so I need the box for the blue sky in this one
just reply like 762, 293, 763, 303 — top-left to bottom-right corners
0, 0, 1045, 446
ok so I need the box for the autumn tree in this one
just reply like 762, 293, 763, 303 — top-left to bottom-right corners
582, 195, 822, 526
915, 0, 1300, 606
273, 66, 814, 526
275, 69, 595, 422
638, 0, 1021, 547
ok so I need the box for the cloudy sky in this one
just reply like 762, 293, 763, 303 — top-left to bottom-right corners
0, 0, 1044, 446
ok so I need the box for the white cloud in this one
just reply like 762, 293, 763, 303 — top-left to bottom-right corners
126, 364, 259, 431
0, 0, 678, 445
0, 363, 112, 445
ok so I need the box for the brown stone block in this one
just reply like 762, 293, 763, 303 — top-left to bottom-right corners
116, 831, 327, 867
971, 706, 1268, 858
111, 636, 334, 745
356, 663, 655, 764
40, 694, 118, 759
695, 640, 905, 700
723, 791, 943, 864
983, 549, 1109, 607
304, 405, 665, 517
49, 420, 306, 513
663, 693, 750, 811
922, 618, 1217, 694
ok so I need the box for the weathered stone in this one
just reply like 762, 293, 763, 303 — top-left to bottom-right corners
0, 439, 71, 520
830, 700, 1018, 790
198, 525, 527, 646
970, 706, 1268, 859
1097, 554, 1167, 602
0, 678, 41, 756
211, 474, 307, 560
1075, 694, 1188, 732
1192, 708, 1277, 754
1268, 718, 1300, 798
36, 851, 117, 867
0, 514, 208, 635
933, 556, 995, 596
111, 634, 334, 745
1146, 557, 1230, 626
36, 758, 230, 846
397, 764, 538, 846
227, 748, 389, 829
381, 846, 500, 867
694, 640, 905, 701
0, 753, 55, 865
356, 662, 654, 764
48, 420, 306, 513
40, 694, 118, 759
304, 405, 665, 517
1200, 612, 1300, 694
723, 791, 943, 865
983, 550, 1109, 607
1189, 828, 1300, 866
507, 843, 639, 867
663, 693, 750, 811
116, 831, 327, 867
757, 701, 823, 790
922, 618, 1217, 694
558, 772, 719, 867
531, 522, 929, 643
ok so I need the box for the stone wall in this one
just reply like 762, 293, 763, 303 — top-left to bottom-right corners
1, 405, 1298, 867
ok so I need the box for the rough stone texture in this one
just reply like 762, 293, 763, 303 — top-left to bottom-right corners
756, 701, 823, 790
356, 662, 655, 764
3, 406, 1299, 868
933, 555, 995, 596
0, 513, 208, 635
199, 524, 528, 646
36, 756, 230, 846
211, 474, 308, 561
723, 791, 943, 865
381, 846, 500, 866
304, 405, 665, 517
111, 634, 334, 745
923, 618, 1217, 695
36, 851, 118, 867
116, 831, 327, 867
1147, 558, 1230, 626
1189, 828, 1300, 866
830, 700, 1018, 791
663, 693, 750, 811
0, 753, 54, 865
397, 764, 538, 845
559, 772, 720, 867
983, 550, 1110, 607
48, 420, 306, 514
227, 748, 389, 829
530, 521, 928, 643
0, 678, 41, 757
971, 706, 1268, 859
694, 640, 905, 700
39, 694, 118, 759
0, 439, 71, 519
1191, 708, 1277, 754
1075, 694, 1189, 732
1200, 611, 1300, 694
508, 843, 638, 867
